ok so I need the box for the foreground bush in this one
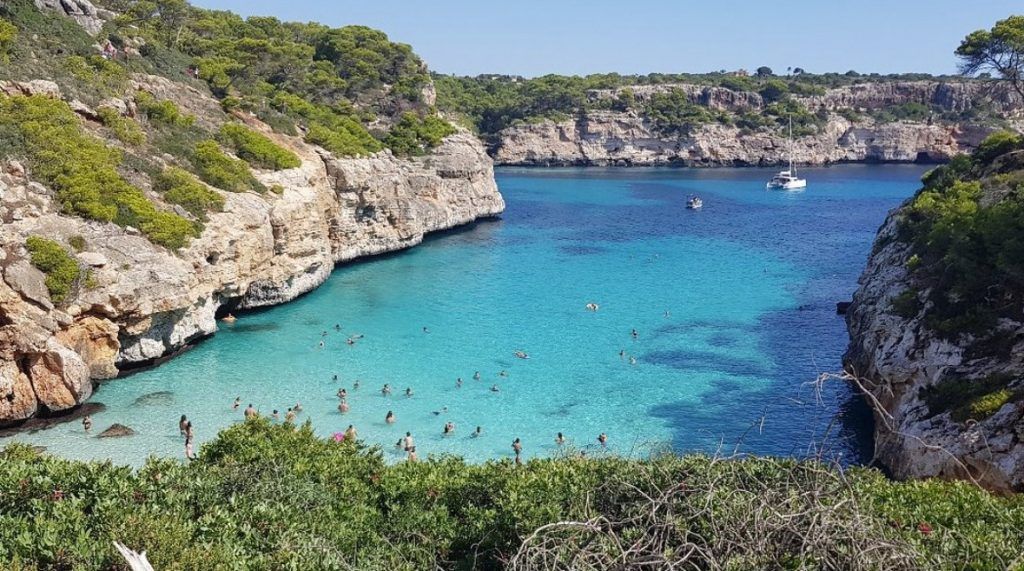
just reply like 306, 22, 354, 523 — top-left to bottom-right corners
0, 420, 1020, 570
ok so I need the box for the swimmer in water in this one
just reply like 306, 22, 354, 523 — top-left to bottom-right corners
294, 402, 303, 412
334, 324, 341, 331
422, 326, 429, 333
82, 415, 92, 432
619, 349, 625, 360
514, 350, 529, 359
631, 329, 639, 340
490, 384, 500, 392
333, 374, 338, 381
337, 388, 348, 399
405, 387, 413, 397
319, 340, 325, 349
345, 424, 357, 440
456, 378, 463, 388
382, 384, 391, 396
473, 371, 481, 381
499, 370, 508, 377
473, 426, 482, 438
598, 433, 608, 447
232, 396, 241, 410
285, 408, 296, 424
555, 432, 565, 446
403, 431, 414, 451
443, 421, 455, 435
664, 310, 671, 318
244, 404, 257, 419
629, 356, 637, 365
346, 337, 355, 345
432, 406, 449, 416
385, 410, 396, 424
271, 410, 280, 422
338, 399, 350, 413
353, 380, 360, 390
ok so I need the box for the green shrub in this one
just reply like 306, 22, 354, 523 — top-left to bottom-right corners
890, 289, 921, 318
217, 123, 300, 170
0, 95, 196, 250
192, 139, 264, 193
382, 112, 457, 156
836, 107, 862, 123
68, 235, 86, 252
718, 76, 754, 92
968, 389, 1012, 420
757, 79, 789, 103
153, 167, 224, 219
922, 374, 1019, 422
305, 120, 382, 157
0, 18, 16, 59
0, 420, 1021, 569
972, 130, 1023, 165
643, 89, 719, 135
63, 54, 128, 95
96, 106, 145, 145
25, 236, 80, 303
135, 91, 195, 127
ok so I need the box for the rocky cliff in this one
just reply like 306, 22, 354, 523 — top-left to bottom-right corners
844, 152, 1024, 492
0, 80, 504, 426
493, 81, 1020, 167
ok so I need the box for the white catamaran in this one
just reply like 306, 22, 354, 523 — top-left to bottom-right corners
766, 118, 807, 190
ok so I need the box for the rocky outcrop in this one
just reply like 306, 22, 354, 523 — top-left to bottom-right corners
845, 202, 1024, 492
494, 81, 1020, 167
0, 90, 504, 426
494, 111, 991, 167
34, 0, 113, 36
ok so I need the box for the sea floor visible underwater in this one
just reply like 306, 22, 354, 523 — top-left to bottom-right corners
3, 165, 929, 466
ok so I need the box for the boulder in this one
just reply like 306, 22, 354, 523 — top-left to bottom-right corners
4, 260, 53, 310
27, 339, 93, 411
76, 252, 108, 267
0, 361, 38, 424
54, 316, 120, 379
97, 423, 135, 438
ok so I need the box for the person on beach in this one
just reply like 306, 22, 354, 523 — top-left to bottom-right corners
555, 432, 565, 446
473, 426, 482, 438
598, 433, 608, 447
386, 410, 396, 424
345, 424, 357, 441
184, 422, 195, 460
244, 404, 257, 419
405, 387, 414, 397
382, 384, 392, 396
473, 371, 481, 381
232, 397, 241, 410
338, 398, 350, 413
456, 377, 463, 388
512, 438, 523, 464
179, 415, 188, 436
82, 415, 92, 432
285, 408, 296, 424
271, 410, 280, 422
404, 432, 414, 451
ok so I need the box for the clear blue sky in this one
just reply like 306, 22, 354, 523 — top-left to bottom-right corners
191, 0, 1014, 77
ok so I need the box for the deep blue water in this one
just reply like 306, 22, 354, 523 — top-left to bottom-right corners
4, 165, 927, 465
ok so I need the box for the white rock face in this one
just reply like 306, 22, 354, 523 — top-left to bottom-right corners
0, 103, 504, 425
494, 81, 1019, 167
845, 208, 1024, 492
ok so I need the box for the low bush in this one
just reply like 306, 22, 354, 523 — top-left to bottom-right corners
921, 374, 1019, 422
217, 123, 300, 170
25, 236, 80, 303
192, 139, 264, 193
0, 420, 1021, 569
272, 92, 382, 157
63, 54, 128, 96
152, 167, 225, 219
135, 91, 195, 127
0, 95, 196, 250
382, 111, 457, 156
0, 18, 16, 60
96, 106, 145, 145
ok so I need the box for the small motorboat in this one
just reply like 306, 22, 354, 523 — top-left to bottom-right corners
686, 196, 703, 210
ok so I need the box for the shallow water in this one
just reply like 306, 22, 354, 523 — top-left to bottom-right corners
4, 165, 928, 465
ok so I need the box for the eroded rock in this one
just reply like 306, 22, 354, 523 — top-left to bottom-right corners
97, 423, 135, 438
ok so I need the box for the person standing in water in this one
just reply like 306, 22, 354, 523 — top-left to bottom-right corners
456, 377, 463, 388
407, 446, 418, 462
386, 411, 396, 424
244, 404, 257, 419
403, 431, 414, 451
473, 371, 481, 381
184, 422, 195, 460
338, 398, 350, 413
598, 433, 608, 447
405, 387, 413, 397
472, 426, 482, 438
285, 408, 296, 424
82, 415, 92, 432
381, 384, 391, 396
179, 415, 188, 437
555, 432, 565, 446
512, 438, 523, 465
345, 424, 358, 441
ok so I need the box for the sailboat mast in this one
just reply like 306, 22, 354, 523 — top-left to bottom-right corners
788, 117, 794, 174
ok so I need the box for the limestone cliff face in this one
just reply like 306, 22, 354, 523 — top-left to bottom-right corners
493, 81, 1018, 167
845, 205, 1024, 493
0, 90, 504, 426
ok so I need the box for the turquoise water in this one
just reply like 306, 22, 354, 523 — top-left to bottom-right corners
4, 165, 927, 465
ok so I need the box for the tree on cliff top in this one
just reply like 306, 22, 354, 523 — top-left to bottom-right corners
956, 15, 1024, 98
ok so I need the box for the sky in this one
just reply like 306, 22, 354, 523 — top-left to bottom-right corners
190, 0, 1014, 78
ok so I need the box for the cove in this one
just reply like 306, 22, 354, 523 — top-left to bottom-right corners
2, 165, 928, 465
